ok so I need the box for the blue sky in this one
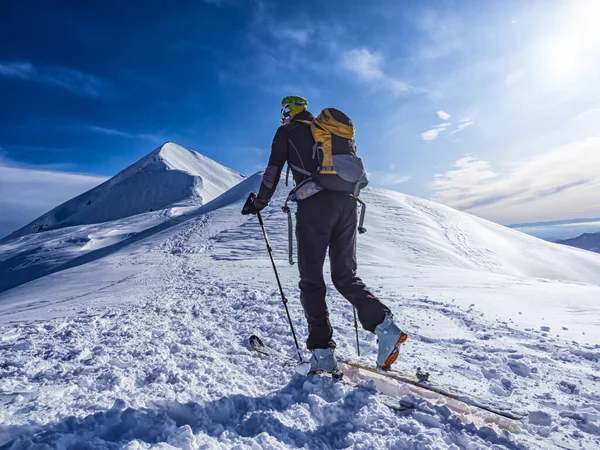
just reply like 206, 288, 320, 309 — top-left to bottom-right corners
1, 0, 600, 237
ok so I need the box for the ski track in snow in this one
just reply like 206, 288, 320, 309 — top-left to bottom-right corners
1, 177, 600, 449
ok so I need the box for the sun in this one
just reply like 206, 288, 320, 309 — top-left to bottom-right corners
536, 0, 600, 85
543, 35, 584, 81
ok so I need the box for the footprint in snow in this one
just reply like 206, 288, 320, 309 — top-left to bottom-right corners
507, 359, 531, 377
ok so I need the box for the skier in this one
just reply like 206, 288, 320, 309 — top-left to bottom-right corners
243, 95, 407, 375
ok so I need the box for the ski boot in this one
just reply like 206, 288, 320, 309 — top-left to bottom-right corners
375, 316, 408, 370
308, 348, 343, 379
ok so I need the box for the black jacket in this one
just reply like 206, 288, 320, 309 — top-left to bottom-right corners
256, 110, 316, 208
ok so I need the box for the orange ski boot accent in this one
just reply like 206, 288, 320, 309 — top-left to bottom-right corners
380, 332, 408, 371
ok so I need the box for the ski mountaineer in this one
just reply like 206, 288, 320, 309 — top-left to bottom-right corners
242, 95, 408, 375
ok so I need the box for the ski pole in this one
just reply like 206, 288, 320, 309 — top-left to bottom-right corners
243, 193, 303, 362
353, 306, 360, 356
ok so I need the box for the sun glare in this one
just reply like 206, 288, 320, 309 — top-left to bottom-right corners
536, 0, 600, 86
544, 35, 584, 81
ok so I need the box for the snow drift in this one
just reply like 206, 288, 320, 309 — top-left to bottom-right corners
3, 142, 244, 241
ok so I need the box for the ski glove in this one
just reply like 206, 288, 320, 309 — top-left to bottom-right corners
241, 195, 267, 215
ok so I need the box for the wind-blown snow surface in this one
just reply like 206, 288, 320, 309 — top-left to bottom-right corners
1, 172, 600, 449
3, 142, 244, 241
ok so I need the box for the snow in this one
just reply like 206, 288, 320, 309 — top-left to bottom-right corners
1, 145, 600, 449
2, 142, 244, 241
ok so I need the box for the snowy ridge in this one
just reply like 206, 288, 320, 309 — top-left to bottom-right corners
359, 188, 600, 284
3, 142, 244, 241
1, 153, 600, 448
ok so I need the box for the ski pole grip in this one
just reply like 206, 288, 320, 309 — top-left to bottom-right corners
242, 192, 257, 216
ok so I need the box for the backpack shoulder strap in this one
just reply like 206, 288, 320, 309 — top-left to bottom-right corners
285, 119, 315, 184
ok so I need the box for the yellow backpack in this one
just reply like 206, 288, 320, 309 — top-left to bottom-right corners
297, 108, 369, 195
283, 108, 369, 265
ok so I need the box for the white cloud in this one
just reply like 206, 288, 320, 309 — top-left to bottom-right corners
385, 79, 414, 95
0, 62, 32, 78
505, 69, 525, 87
84, 125, 133, 138
343, 49, 384, 81
369, 171, 411, 187
421, 123, 451, 141
202, 0, 237, 5
80, 125, 165, 144
342, 48, 418, 96
431, 137, 600, 223
450, 119, 474, 134
277, 29, 314, 46
0, 164, 106, 238
437, 110, 451, 120
0, 61, 108, 98
417, 11, 463, 60
574, 107, 600, 121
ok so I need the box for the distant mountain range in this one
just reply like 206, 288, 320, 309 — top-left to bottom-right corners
507, 218, 600, 228
508, 218, 600, 242
557, 232, 600, 253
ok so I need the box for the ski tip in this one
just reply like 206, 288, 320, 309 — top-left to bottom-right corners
249, 335, 263, 348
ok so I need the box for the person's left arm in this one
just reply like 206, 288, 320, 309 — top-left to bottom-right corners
254, 126, 288, 210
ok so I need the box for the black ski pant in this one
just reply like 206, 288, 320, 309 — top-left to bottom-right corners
296, 190, 391, 350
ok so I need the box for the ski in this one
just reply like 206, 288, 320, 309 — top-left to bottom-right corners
248, 335, 415, 413
249, 334, 297, 365
338, 359, 527, 421
249, 335, 527, 424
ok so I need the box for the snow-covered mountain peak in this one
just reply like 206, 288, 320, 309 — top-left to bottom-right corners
155, 141, 214, 173
3, 142, 244, 241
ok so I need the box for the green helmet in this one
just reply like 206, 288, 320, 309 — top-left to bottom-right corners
280, 95, 308, 123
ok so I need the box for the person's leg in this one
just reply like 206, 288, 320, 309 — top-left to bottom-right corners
329, 193, 391, 332
296, 193, 335, 350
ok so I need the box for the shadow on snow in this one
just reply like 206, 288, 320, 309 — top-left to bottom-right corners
0, 375, 375, 449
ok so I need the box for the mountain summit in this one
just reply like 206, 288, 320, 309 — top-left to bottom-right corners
4, 142, 244, 240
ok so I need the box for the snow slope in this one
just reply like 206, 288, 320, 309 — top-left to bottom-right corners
1, 163, 600, 449
3, 142, 244, 241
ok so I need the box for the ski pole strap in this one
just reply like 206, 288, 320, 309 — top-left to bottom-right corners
356, 197, 367, 234
282, 201, 294, 265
